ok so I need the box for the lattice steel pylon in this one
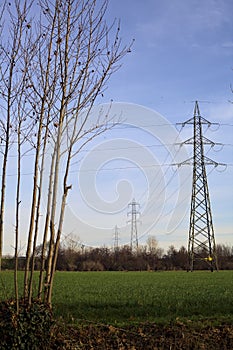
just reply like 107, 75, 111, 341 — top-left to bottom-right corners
127, 199, 140, 251
113, 225, 120, 252
179, 101, 219, 271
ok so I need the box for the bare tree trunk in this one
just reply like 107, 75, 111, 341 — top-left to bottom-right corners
23, 111, 44, 300
38, 146, 56, 300
45, 108, 66, 296
14, 121, 21, 314
28, 113, 53, 303
0, 0, 6, 273
14, 97, 31, 311
47, 189, 69, 304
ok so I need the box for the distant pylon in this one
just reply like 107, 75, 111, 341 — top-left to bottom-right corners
113, 225, 120, 252
178, 101, 220, 271
127, 199, 140, 251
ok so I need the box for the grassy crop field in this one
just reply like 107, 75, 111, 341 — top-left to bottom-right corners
1, 270, 233, 326
1, 270, 233, 348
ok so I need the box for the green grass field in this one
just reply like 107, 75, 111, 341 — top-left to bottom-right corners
1, 270, 233, 325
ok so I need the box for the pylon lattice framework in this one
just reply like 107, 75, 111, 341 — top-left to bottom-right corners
179, 101, 219, 271
127, 199, 140, 251
113, 225, 120, 252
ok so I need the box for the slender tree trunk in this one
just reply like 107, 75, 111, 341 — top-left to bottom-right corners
47, 189, 68, 304
24, 114, 43, 301
28, 119, 51, 303
46, 138, 72, 304
38, 146, 56, 300
14, 121, 21, 314
0, 54, 15, 271
45, 108, 65, 292
0, 135, 8, 271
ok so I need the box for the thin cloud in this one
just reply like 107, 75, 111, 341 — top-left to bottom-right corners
136, 0, 232, 50
222, 42, 233, 48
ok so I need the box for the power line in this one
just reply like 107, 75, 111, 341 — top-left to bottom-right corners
4, 140, 233, 161
2, 161, 233, 178
113, 122, 233, 129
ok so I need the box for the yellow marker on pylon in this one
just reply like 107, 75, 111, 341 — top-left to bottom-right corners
204, 256, 213, 262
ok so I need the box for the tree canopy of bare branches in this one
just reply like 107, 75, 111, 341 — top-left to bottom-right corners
0, 0, 133, 306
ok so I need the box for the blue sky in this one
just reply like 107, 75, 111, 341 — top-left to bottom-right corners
79, 0, 233, 250
3, 0, 233, 254
105, 0, 233, 112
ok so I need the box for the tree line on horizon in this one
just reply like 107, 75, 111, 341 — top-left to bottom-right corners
2, 241, 233, 271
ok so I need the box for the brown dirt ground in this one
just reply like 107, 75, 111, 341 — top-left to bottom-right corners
52, 321, 233, 349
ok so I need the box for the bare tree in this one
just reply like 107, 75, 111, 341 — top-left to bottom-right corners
0, 1, 16, 271
0, 0, 31, 272
23, 2, 60, 303
0, 0, 132, 307
39, 0, 132, 305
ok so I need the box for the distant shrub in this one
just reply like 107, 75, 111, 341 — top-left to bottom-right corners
82, 260, 105, 271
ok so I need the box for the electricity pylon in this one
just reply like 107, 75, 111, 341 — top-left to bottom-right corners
127, 199, 140, 251
178, 101, 220, 271
113, 225, 120, 252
